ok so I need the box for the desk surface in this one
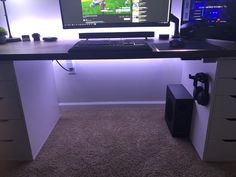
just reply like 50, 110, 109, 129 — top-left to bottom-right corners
0, 39, 236, 60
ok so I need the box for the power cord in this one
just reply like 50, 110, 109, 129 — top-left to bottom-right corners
55, 60, 73, 72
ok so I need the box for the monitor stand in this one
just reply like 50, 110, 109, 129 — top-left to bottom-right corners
169, 13, 185, 48
79, 31, 155, 40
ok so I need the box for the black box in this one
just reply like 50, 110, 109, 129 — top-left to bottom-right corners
165, 84, 194, 137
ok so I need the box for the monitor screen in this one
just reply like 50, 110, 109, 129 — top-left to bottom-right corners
181, 0, 236, 41
182, 0, 236, 25
59, 0, 172, 29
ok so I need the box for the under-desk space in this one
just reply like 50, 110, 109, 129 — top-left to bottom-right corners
1, 39, 236, 161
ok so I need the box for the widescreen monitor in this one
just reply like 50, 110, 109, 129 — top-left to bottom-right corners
59, 0, 172, 29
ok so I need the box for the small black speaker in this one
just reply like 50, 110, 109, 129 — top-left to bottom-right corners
165, 84, 194, 137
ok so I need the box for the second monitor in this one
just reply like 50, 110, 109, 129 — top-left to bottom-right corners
181, 0, 236, 41
59, 0, 172, 29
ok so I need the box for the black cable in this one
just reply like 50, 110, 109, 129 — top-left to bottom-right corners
55, 60, 72, 72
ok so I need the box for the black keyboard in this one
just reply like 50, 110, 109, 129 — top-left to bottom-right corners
68, 40, 152, 53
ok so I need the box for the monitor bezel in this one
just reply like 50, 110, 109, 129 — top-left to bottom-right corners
59, 0, 172, 29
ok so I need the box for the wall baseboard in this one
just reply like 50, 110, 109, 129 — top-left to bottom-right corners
59, 101, 165, 110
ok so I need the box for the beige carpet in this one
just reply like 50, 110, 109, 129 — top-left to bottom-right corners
1, 105, 236, 177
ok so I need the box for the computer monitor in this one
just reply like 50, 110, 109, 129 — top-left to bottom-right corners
59, 0, 172, 29
181, 0, 236, 41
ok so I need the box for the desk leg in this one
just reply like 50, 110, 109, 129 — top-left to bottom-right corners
14, 60, 60, 160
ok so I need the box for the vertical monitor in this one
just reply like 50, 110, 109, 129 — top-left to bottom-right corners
59, 0, 172, 29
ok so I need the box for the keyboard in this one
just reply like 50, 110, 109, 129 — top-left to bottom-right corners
68, 40, 152, 53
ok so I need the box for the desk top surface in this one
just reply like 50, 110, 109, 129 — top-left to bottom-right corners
0, 39, 236, 60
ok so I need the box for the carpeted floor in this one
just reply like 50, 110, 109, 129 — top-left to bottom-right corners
1, 105, 236, 177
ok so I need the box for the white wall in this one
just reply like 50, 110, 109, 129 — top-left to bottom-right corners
1, 0, 184, 106
53, 59, 182, 105
0, 0, 182, 38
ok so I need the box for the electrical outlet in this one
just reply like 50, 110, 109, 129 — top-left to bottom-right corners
66, 60, 76, 74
